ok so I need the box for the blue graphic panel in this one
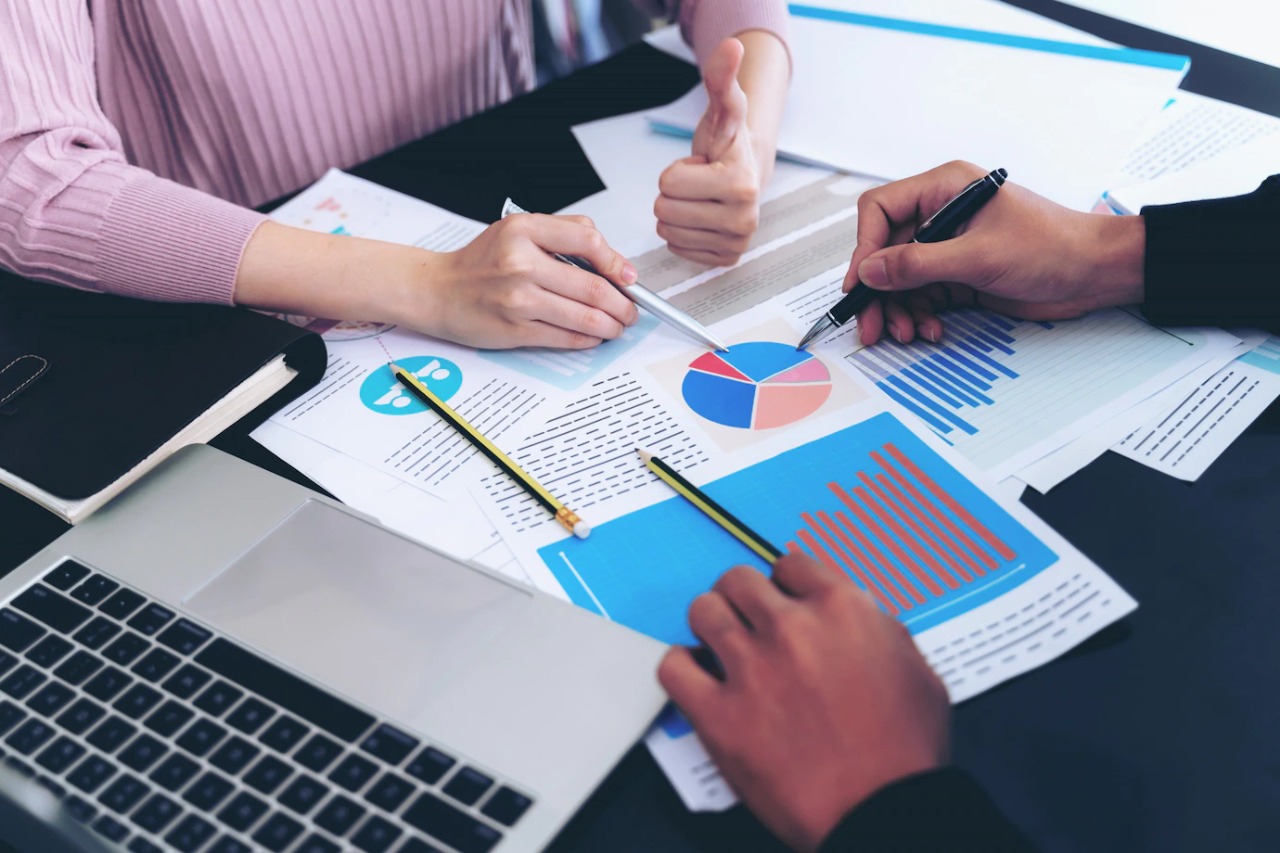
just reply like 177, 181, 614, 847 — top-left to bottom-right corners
359, 356, 462, 416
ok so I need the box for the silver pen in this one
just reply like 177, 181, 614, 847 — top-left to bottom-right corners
501, 199, 729, 352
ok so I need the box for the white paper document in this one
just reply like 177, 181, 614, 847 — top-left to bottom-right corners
648, 5, 1189, 209
1108, 131, 1280, 215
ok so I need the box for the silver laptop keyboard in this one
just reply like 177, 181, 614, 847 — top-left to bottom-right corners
0, 560, 534, 853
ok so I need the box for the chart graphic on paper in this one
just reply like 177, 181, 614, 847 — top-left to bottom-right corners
478, 315, 658, 391
846, 308, 1213, 472
682, 342, 833, 429
1240, 336, 1280, 374
539, 413, 1057, 644
358, 356, 462, 415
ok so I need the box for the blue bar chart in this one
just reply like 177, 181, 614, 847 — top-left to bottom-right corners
845, 308, 1213, 473
538, 413, 1057, 644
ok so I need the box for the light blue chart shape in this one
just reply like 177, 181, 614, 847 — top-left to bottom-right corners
1239, 336, 1280, 375
538, 412, 1058, 645
478, 315, 659, 391
359, 355, 462, 415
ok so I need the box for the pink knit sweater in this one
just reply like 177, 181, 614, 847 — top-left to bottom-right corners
0, 1, 788, 305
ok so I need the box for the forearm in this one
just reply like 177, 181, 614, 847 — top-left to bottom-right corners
734, 29, 790, 188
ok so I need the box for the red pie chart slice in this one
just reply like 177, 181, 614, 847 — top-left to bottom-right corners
688, 351, 753, 382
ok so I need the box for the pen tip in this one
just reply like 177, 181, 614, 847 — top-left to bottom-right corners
572, 521, 592, 539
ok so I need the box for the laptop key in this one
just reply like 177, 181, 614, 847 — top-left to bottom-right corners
0, 699, 26, 735
244, 754, 293, 794
53, 650, 103, 686
1, 664, 46, 700
98, 588, 146, 620
64, 793, 98, 823
182, 770, 235, 811
176, 717, 227, 758
297, 733, 343, 772
360, 723, 419, 766
73, 616, 121, 650
43, 561, 91, 591
442, 766, 494, 806
253, 811, 306, 852
226, 696, 274, 734
193, 680, 243, 717
403, 790, 502, 853
126, 603, 175, 636
4, 755, 35, 776
0, 649, 15, 676
84, 666, 132, 702
259, 715, 308, 753
207, 834, 254, 853
14, 585, 94, 632
71, 576, 119, 606
24, 634, 73, 668
127, 837, 162, 853
98, 773, 148, 814
330, 752, 379, 792
217, 789, 269, 832
25, 681, 74, 717
144, 699, 194, 737
365, 772, 414, 812
196, 638, 375, 742
36, 775, 66, 797
86, 716, 137, 753
113, 683, 162, 719
132, 647, 181, 683
405, 746, 456, 785
157, 619, 213, 656
92, 814, 129, 842
480, 785, 533, 827
149, 753, 200, 792
131, 791, 183, 833
162, 663, 212, 700
68, 755, 117, 793
165, 813, 218, 852
102, 632, 149, 666
210, 734, 260, 775
0, 609, 45, 653
297, 835, 343, 853
315, 792, 366, 835
119, 732, 168, 772
396, 840, 446, 853
279, 773, 329, 815
352, 814, 402, 852
4, 718, 54, 755
35, 735, 85, 773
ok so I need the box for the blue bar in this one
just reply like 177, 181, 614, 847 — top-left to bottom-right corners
932, 350, 995, 388
955, 339, 1019, 379
1037, 321, 1055, 329
954, 327, 993, 352
886, 377, 979, 435
926, 356, 994, 404
904, 367, 963, 408
877, 381, 952, 434
983, 313, 1016, 332
915, 359, 983, 406
979, 322, 1016, 346
970, 326, 1016, 355
786, 5, 1191, 71
937, 348, 997, 383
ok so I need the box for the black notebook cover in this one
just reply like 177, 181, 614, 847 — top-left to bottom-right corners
0, 275, 326, 499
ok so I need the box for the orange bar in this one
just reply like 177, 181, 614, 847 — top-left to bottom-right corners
884, 443, 1017, 561
873, 449, 992, 575
874, 473, 969, 584
855, 474, 949, 595
829, 482, 928, 604
815, 510, 910, 612
802, 513, 898, 614
860, 468, 962, 589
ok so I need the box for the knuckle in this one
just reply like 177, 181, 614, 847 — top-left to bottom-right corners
894, 244, 927, 283
569, 214, 594, 228
728, 177, 758, 204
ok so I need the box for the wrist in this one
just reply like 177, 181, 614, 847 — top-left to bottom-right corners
1085, 213, 1146, 309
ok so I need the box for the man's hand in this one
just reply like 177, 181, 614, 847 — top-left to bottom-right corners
846, 161, 1147, 346
655, 37, 769, 267
658, 553, 950, 852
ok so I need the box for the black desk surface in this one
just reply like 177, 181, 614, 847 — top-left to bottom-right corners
4, 4, 1280, 851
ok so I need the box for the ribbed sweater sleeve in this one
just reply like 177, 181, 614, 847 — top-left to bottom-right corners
0, 1, 264, 305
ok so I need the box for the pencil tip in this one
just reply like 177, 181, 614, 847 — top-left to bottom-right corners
635, 446, 654, 463
572, 521, 592, 539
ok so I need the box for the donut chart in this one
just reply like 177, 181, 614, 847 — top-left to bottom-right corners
681, 342, 833, 430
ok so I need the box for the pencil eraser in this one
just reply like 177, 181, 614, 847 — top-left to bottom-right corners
572, 521, 592, 539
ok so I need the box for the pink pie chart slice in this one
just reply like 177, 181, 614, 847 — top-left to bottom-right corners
764, 358, 831, 384
752, 383, 833, 429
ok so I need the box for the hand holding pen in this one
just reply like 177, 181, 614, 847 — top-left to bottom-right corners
831, 161, 1146, 347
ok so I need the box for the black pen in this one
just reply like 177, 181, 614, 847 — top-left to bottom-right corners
797, 167, 1008, 350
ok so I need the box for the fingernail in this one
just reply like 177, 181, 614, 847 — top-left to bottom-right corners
926, 327, 940, 343
621, 263, 638, 284
859, 257, 887, 287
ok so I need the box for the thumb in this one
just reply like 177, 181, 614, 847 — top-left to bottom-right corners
696, 38, 747, 161
857, 241, 979, 292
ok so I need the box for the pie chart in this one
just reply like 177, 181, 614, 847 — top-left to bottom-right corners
681, 342, 833, 430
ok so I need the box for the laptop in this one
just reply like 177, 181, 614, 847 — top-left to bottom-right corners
0, 445, 667, 852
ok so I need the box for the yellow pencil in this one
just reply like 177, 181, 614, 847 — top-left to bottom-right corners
636, 447, 781, 563
390, 362, 590, 539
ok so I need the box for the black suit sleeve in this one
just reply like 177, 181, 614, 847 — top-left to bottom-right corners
1141, 174, 1280, 327
818, 768, 1034, 852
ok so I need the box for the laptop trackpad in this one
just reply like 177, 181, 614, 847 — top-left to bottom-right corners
184, 501, 531, 721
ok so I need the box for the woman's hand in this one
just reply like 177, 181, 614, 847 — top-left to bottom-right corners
847, 161, 1147, 346
655, 33, 788, 267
